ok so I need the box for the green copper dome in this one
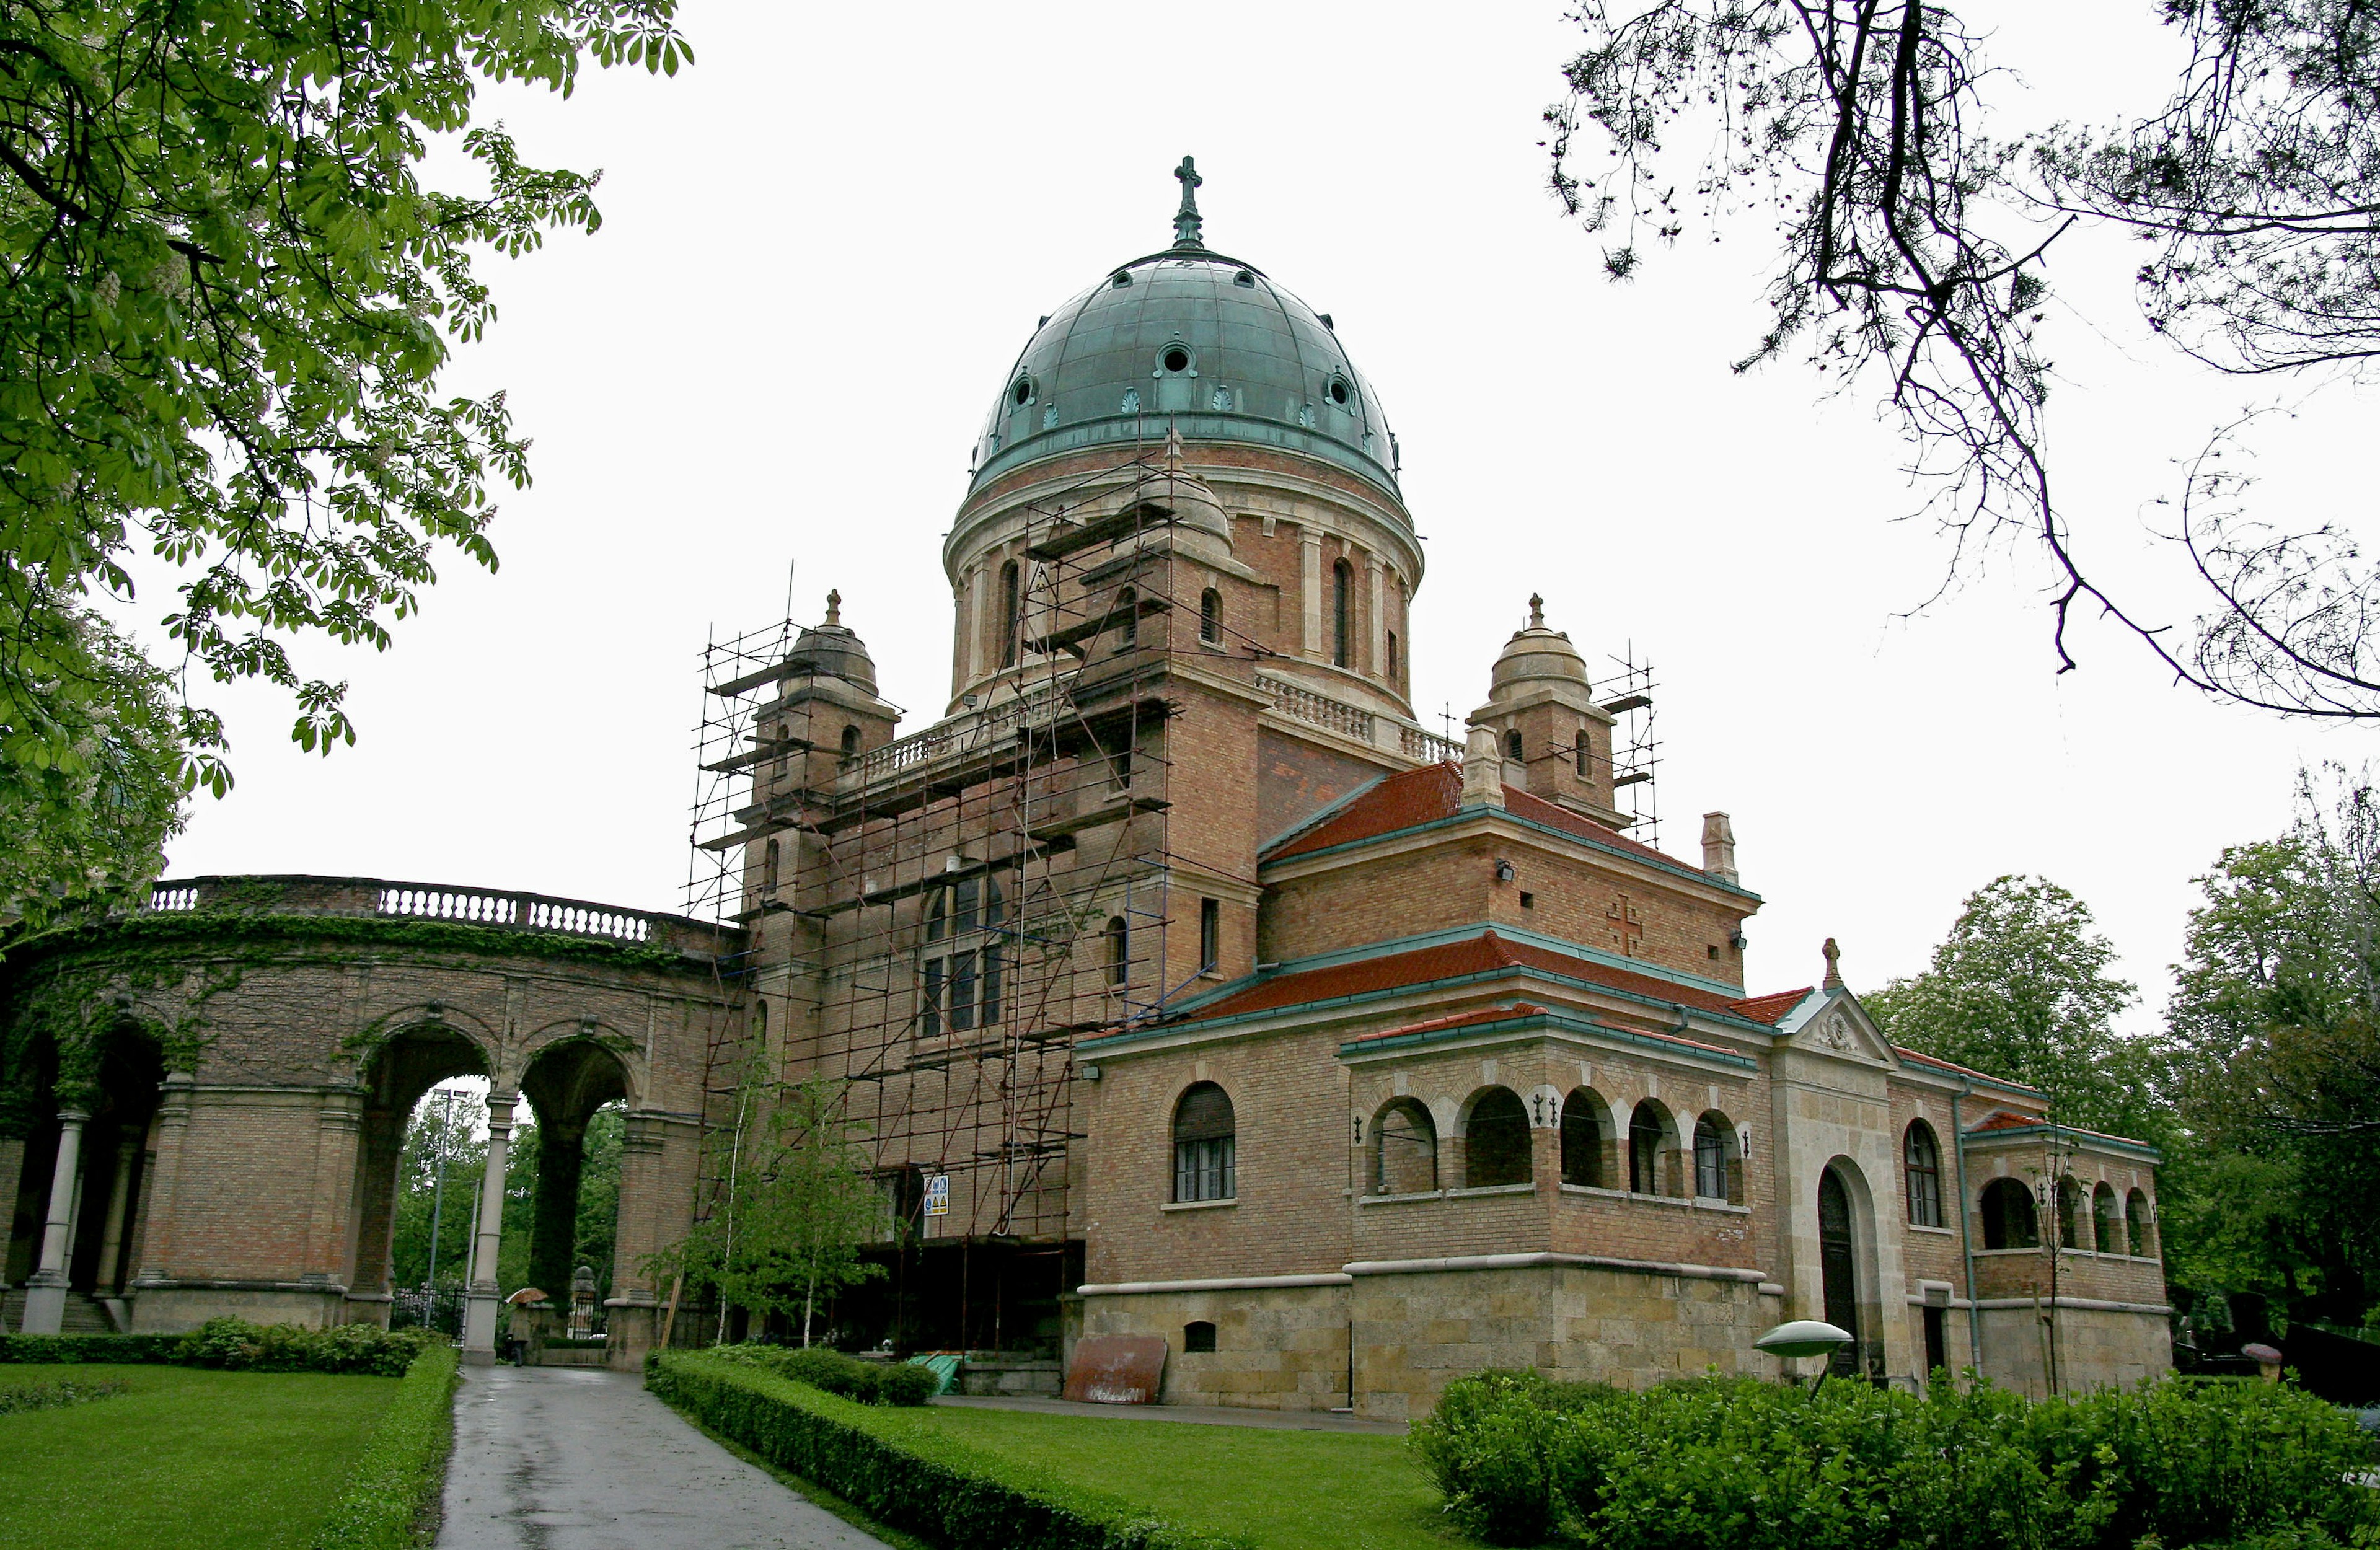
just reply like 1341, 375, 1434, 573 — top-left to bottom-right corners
970, 159, 1401, 502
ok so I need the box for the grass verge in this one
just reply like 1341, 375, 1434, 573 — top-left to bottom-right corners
0, 1362, 402, 1550
649, 1352, 1466, 1550
309, 1342, 461, 1550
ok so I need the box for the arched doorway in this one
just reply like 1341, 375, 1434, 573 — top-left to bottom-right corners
1818, 1166, 1861, 1376
516, 1037, 632, 1325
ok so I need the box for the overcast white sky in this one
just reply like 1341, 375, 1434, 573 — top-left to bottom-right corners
141, 2, 2374, 1036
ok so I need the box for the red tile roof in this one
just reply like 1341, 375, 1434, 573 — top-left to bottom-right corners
1178, 929, 1755, 1025
1342, 1003, 1550, 1047
1261, 763, 1702, 875
1728, 987, 1813, 1025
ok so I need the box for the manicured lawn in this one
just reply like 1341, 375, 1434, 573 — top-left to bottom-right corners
0, 1363, 402, 1550
908, 1404, 1465, 1550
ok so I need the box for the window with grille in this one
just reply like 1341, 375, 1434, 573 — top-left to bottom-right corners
1173, 1082, 1236, 1202
920, 876, 1003, 1036
1200, 588, 1222, 645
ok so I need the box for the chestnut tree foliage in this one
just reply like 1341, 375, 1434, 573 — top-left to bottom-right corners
0, 0, 689, 928
1548, 1, 2380, 718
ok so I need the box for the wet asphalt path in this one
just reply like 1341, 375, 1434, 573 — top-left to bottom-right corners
437, 1363, 890, 1550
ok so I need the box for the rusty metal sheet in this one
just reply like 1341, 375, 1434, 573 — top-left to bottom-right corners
1063, 1334, 1167, 1404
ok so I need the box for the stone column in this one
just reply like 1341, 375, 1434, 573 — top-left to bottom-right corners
94, 1137, 142, 1295
1299, 529, 1324, 658
459, 1090, 518, 1365
20, 1111, 90, 1336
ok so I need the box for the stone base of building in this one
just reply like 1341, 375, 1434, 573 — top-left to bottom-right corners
125, 1280, 356, 1332
1974, 1297, 2173, 1398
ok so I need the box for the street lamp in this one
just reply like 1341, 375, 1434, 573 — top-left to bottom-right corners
422, 1086, 469, 1303
1755, 1319, 1854, 1394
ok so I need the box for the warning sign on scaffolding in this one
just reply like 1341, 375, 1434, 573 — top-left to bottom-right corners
923, 1174, 950, 1218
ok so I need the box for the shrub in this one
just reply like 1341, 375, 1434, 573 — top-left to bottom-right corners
309, 1342, 461, 1550
877, 1362, 940, 1407
649, 1351, 1241, 1549
0, 1373, 133, 1413
1411, 1370, 2380, 1550
180, 1318, 433, 1376
0, 1331, 187, 1364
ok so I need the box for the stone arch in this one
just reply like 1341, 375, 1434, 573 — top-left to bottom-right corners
1627, 1098, 1681, 1196
1981, 1176, 2038, 1249
347, 1016, 496, 1317
518, 1033, 638, 1308
2125, 1187, 2155, 1256
1370, 1096, 1437, 1196
1457, 1086, 1530, 1188
1560, 1086, 1615, 1187
7, 1011, 168, 1324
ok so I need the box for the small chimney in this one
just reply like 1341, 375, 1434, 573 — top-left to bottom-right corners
1461, 726, 1505, 809
1701, 812, 1738, 884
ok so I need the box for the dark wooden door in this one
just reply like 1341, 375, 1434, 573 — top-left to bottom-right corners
1818, 1168, 1859, 1374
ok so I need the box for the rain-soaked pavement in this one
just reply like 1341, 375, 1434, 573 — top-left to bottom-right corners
437, 1363, 890, 1550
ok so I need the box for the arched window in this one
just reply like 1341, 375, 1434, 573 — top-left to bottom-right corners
1183, 1320, 1217, 1353
1693, 1113, 1735, 1201
1463, 1088, 1531, 1188
1199, 588, 1222, 645
1386, 630, 1399, 678
774, 721, 792, 782
1172, 1082, 1236, 1202
1331, 560, 1352, 667
1504, 729, 1524, 762
1104, 915, 1129, 987
1981, 1177, 2038, 1249
2125, 1189, 2154, 1256
2055, 1176, 2084, 1249
1372, 1098, 1437, 1195
760, 837, 780, 897
998, 561, 1021, 667
840, 724, 861, 760
1116, 586, 1138, 648
2092, 1182, 2119, 1253
1560, 1090, 1605, 1187
1903, 1122, 1944, 1228
921, 876, 1003, 1036
1629, 1101, 1671, 1195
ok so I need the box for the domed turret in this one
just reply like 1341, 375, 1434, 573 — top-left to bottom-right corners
1488, 594, 1591, 703
787, 589, 878, 695
970, 157, 1399, 501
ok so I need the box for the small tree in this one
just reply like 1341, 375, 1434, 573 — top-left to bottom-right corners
643, 1075, 885, 1347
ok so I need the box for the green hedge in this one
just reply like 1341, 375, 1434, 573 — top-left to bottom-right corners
707, 1342, 938, 1406
1409, 1370, 2380, 1549
309, 1342, 461, 1550
0, 1318, 433, 1375
648, 1352, 1243, 1550
0, 1372, 131, 1413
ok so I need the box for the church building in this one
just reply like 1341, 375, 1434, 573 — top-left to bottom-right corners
0, 164, 2169, 1416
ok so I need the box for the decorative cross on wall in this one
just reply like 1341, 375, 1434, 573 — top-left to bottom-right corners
1606, 895, 1644, 958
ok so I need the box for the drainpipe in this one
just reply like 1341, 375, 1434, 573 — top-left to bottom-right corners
1952, 1081, 1981, 1378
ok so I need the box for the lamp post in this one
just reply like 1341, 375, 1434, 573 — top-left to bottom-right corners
422, 1086, 466, 1318
1755, 1319, 1854, 1396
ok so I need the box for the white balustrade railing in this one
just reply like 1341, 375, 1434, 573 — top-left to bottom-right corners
1256, 674, 1373, 742
1401, 724, 1463, 763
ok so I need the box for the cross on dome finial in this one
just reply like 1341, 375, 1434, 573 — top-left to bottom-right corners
1822, 936, 1843, 989
1528, 593, 1545, 629
824, 589, 841, 628
1173, 156, 1205, 249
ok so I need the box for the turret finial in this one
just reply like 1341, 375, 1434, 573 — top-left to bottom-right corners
1163, 425, 1185, 475
1173, 156, 1205, 249
1528, 593, 1545, 629
1822, 936, 1843, 990
824, 589, 842, 628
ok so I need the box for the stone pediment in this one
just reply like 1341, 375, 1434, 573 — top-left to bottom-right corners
1778, 989, 1893, 1065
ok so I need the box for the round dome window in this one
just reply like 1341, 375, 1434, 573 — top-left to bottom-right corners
1012, 377, 1034, 407
1328, 376, 1351, 407
1161, 346, 1191, 374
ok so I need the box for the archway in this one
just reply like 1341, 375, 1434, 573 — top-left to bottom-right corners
516, 1036, 633, 1332
6, 1019, 164, 1330
1818, 1166, 1861, 1376
350, 1020, 493, 1326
